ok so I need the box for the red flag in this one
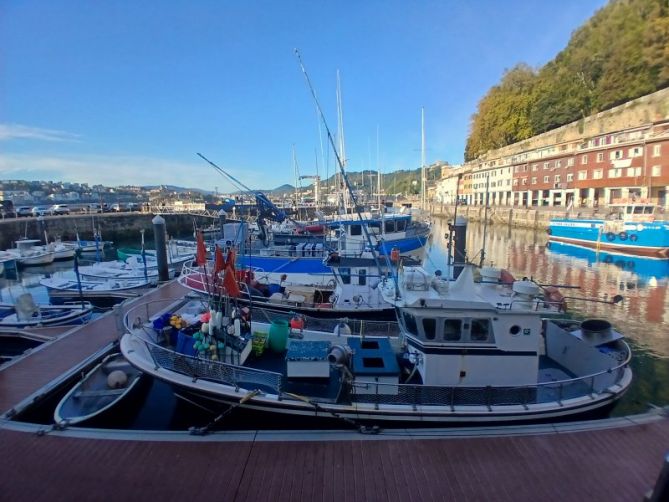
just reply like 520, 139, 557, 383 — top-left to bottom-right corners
223, 265, 241, 298
196, 231, 207, 266
214, 245, 225, 274
225, 248, 236, 273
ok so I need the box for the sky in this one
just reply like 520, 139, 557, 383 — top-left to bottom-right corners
0, 0, 609, 192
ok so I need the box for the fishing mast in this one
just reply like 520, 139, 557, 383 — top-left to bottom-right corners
336, 70, 348, 213
421, 107, 427, 210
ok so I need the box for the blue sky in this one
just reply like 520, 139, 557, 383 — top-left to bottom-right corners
0, 0, 608, 192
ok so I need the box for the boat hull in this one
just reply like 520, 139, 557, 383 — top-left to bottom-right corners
0, 303, 93, 328
549, 219, 669, 257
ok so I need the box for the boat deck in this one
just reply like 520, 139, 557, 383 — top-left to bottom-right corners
0, 279, 668, 501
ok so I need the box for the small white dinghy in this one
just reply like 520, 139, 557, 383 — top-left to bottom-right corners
54, 352, 144, 425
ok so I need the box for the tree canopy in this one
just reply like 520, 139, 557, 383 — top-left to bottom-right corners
465, 0, 669, 161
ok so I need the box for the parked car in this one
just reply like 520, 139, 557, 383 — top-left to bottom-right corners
110, 203, 124, 212
126, 203, 140, 212
87, 203, 102, 213
49, 204, 70, 215
16, 206, 33, 217
31, 206, 51, 216
0, 200, 16, 218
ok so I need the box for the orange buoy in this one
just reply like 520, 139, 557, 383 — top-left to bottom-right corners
390, 247, 400, 263
290, 315, 305, 330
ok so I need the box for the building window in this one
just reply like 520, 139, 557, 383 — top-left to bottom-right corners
514, 166, 519, 173
610, 150, 624, 160
653, 145, 661, 157
513, 179, 518, 186
593, 169, 603, 179
541, 176, 547, 183
627, 167, 641, 177
567, 158, 574, 167
532, 164, 538, 172
581, 155, 588, 165
608, 169, 622, 178
652, 165, 662, 177
556, 160, 562, 168
555, 175, 561, 183
543, 162, 550, 170
629, 147, 643, 158
566, 173, 574, 182
532, 177, 537, 185
596, 153, 604, 162
522, 178, 527, 186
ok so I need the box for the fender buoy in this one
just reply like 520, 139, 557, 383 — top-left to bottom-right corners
629, 234, 638, 242
618, 231, 628, 241
605, 232, 616, 241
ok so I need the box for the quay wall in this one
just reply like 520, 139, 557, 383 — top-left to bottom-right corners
0, 213, 213, 250
428, 203, 586, 230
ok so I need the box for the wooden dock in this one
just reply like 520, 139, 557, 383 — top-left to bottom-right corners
0, 280, 668, 501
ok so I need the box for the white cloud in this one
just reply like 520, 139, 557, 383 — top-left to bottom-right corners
0, 153, 266, 192
0, 123, 81, 142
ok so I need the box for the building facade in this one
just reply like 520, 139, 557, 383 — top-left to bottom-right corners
437, 88, 669, 209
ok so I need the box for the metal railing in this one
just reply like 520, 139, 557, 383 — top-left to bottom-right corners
142, 338, 283, 394
351, 343, 631, 408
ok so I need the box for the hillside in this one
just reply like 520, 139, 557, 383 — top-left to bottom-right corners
465, 0, 669, 161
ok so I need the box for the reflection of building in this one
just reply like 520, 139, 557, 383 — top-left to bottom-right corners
437, 88, 669, 209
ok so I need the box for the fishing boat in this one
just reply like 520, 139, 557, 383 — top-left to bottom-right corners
121, 257, 632, 426
116, 247, 194, 271
40, 277, 151, 307
221, 212, 429, 287
549, 199, 669, 257
0, 293, 93, 328
77, 261, 161, 282
54, 352, 145, 425
47, 241, 77, 261
178, 251, 413, 320
4, 239, 55, 267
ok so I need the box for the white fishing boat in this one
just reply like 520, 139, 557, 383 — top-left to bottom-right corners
41, 277, 151, 307
5, 239, 55, 267
0, 293, 93, 328
47, 241, 77, 261
121, 260, 632, 426
54, 352, 145, 425
77, 261, 161, 282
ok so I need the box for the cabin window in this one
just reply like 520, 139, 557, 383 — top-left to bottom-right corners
350, 224, 362, 236
443, 319, 462, 341
402, 312, 418, 336
470, 319, 491, 342
396, 219, 407, 231
358, 269, 367, 286
369, 221, 381, 233
633, 206, 644, 215
384, 220, 396, 233
340, 268, 351, 284
644, 206, 654, 214
422, 318, 437, 340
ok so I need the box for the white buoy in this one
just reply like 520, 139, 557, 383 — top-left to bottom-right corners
107, 370, 128, 389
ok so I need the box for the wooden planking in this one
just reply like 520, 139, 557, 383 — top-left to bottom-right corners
1, 419, 668, 501
0, 281, 189, 414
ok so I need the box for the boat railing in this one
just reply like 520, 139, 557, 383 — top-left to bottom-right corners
142, 338, 284, 395
349, 342, 631, 408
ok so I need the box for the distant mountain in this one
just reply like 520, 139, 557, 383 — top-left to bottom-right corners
141, 185, 215, 194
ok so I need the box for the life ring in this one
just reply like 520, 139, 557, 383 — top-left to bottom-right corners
629, 234, 638, 242
605, 232, 616, 241
618, 231, 628, 241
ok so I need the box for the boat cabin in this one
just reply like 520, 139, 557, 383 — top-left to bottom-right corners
609, 200, 665, 222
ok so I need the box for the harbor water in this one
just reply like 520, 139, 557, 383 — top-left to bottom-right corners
1, 218, 668, 428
